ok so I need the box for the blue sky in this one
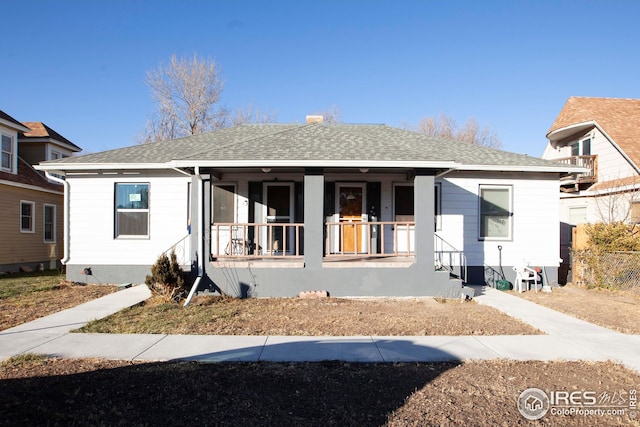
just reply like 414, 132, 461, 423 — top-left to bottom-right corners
2, 0, 639, 155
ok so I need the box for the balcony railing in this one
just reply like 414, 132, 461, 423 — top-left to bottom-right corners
557, 155, 598, 184
325, 221, 415, 257
211, 223, 303, 258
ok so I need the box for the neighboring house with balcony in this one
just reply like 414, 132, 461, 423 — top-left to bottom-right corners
542, 96, 640, 282
0, 109, 81, 272
36, 117, 577, 299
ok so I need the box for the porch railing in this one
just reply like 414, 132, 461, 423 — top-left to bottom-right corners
325, 221, 415, 257
557, 155, 598, 184
212, 223, 304, 258
434, 234, 467, 282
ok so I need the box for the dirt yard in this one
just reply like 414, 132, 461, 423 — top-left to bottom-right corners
1, 356, 638, 426
78, 295, 542, 336
2, 278, 640, 425
513, 284, 640, 334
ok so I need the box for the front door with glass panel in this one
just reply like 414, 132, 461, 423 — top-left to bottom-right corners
394, 184, 415, 253
212, 184, 236, 256
335, 184, 367, 253
263, 183, 294, 254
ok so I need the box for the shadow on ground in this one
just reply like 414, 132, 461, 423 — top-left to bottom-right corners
1, 340, 462, 426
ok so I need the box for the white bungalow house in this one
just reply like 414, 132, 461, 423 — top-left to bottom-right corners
542, 96, 640, 282
36, 117, 577, 299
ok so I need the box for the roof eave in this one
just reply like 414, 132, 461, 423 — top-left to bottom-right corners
460, 164, 589, 173
34, 162, 171, 172
0, 118, 30, 133
546, 121, 596, 142
171, 159, 462, 169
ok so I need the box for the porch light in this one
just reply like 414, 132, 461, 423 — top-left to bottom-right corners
261, 167, 271, 173
359, 168, 369, 173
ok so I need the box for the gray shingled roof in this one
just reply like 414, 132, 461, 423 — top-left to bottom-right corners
38, 123, 569, 171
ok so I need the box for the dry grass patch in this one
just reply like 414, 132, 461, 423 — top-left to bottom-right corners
1, 356, 638, 426
78, 295, 541, 336
0, 271, 117, 331
514, 284, 640, 334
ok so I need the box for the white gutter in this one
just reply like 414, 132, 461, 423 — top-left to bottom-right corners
184, 167, 204, 306
45, 172, 70, 265
171, 159, 462, 169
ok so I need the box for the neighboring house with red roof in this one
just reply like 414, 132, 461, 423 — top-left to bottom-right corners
0, 109, 81, 273
37, 116, 577, 299
542, 97, 640, 282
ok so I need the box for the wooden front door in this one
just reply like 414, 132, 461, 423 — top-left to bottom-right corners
337, 184, 366, 253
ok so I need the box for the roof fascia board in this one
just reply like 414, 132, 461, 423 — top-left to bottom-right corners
37, 160, 463, 171
171, 160, 462, 169
34, 163, 170, 171
19, 137, 81, 152
459, 164, 589, 173
546, 121, 596, 140
0, 118, 30, 133
0, 179, 63, 195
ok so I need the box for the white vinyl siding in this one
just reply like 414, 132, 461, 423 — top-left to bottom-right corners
436, 172, 559, 268
66, 173, 189, 265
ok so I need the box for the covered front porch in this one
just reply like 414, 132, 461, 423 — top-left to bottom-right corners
188, 168, 464, 299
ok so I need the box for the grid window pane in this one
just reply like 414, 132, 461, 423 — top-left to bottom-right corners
1, 135, 12, 170
115, 183, 149, 237
20, 202, 34, 232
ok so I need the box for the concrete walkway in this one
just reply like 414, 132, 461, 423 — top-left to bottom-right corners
1, 284, 639, 373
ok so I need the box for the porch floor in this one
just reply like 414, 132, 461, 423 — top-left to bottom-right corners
211, 255, 415, 269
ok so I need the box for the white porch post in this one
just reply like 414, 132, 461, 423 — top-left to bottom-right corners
414, 172, 435, 267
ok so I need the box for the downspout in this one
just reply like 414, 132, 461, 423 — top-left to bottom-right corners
45, 171, 70, 265
184, 167, 204, 306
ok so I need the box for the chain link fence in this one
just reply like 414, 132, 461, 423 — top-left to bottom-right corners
572, 250, 640, 290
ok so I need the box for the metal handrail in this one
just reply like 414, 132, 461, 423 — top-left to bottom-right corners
164, 234, 191, 266
434, 234, 467, 282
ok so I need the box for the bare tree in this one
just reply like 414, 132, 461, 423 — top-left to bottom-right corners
414, 113, 501, 149
230, 102, 278, 126
139, 54, 226, 143
592, 176, 640, 224
313, 104, 342, 123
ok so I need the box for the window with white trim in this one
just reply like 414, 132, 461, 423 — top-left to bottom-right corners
571, 137, 591, 157
2, 133, 14, 172
44, 204, 56, 242
479, 185, 512, 240
20, 201, 35, 233
115, 183, 149, 238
